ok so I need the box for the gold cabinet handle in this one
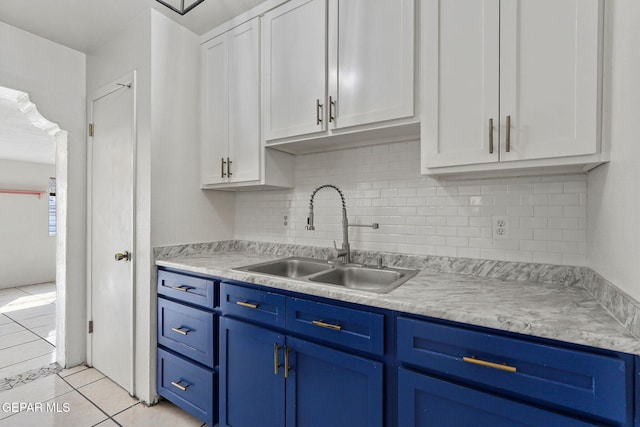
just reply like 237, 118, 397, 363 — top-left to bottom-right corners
274, 343, 282, 375
284, 346, 291, 379
171, 327, 189, 336
221, 157, 226, 178
169, 285, 191, 293
463, 356, 516, 373
227, 157, 232, 177
316, 99, 323, 125
489, 118, 494, 154
506, 115, 511, 152
312, 320, 342, 331
236, 301, 259, 309
170, 381, 189, 391
329, 96, 336, 123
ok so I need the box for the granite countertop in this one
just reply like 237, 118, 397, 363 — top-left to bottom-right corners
156, 249, 640, 356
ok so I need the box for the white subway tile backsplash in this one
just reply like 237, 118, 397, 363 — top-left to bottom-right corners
234, 141, 587, 266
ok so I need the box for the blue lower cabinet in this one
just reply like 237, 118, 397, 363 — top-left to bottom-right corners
157, 348, 215, 426
219, 317, 286, 427
285, 337, 383, 427
398, 368, 598, 427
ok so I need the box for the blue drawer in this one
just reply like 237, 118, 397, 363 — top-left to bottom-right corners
157, 348, 215, 426
221, 283, 286, 329
158, 298, 216, 368
397, 317, 631, 425
287, 298, 384, 355
158, 270, 216, 309
398, 368, 598, 426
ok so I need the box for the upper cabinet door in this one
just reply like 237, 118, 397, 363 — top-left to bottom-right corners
202, 34, 229, 185
423, 0, 500, 168
499, 0, 601, 162
262, 0, 327, 141
228, 18, 261, 183
328, 0, 415, 130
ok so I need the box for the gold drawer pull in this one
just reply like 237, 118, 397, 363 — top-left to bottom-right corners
236, 301, 259, 309
463, 356, 516, 373
312, 320, 342, 331
170, 285, 191, 293
171, 327, 189, 336
285, 346, 291, 379
274, 343, 282, 375
170, 381, 189, 391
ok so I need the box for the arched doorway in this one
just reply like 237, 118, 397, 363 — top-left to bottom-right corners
0, 85, 68, 379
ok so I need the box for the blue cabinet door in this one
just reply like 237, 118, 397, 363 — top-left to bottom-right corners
219, 317, 286, 427
398, 368, 599, 427
286, 336, 383, 427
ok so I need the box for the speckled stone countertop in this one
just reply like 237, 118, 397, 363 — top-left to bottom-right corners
155, 244, 640, 356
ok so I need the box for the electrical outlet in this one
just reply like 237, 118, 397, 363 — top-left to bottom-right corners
492, 216, 508, 240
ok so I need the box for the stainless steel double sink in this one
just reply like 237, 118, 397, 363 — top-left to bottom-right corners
233, 257, 419, 294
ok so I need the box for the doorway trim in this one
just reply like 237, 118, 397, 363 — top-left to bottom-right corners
86, 71, 138, 395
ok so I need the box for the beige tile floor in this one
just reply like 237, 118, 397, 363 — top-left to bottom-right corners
0, 366, 208, 426
0, 283, 210, 426
0, 283, 57, 380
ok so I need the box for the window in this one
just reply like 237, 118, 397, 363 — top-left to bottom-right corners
48, 177, 56, 236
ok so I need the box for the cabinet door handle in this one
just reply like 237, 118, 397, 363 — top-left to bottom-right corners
316, 99, 323, 125
329, 96, 336, 123
274, 343, 282, 375
489, 118, 494, 154
236, 301, 259, 309
221, 157, 226, 178
171, 327, 189, 336
463, 356, 516, 373
169, 285, 191, 293
227, 157, 232, 177
312, 320, 342, 331
170, 381, 189, 391
505, 115, 511, 152
284, 346, 291, 379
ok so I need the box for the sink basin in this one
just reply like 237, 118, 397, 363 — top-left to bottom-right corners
243, 257, 333, 278
234, 257, 419, 294
309, 266, 418, 293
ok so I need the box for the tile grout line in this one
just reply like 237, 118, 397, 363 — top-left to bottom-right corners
60, 372, 133, 427
5, 317, 56, 350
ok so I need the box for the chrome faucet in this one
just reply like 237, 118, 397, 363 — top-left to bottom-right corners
305, 184, 379, 264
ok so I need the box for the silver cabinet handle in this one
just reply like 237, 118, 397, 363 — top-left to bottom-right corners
506, 115, 511, 152
316, 99, 323, 125
221, 157, 226, 178
171, 327, 189, 335
329, 96, 336, 123
489, 118, 494, 154
227, 157, 232, 177
170, 381, 188, 391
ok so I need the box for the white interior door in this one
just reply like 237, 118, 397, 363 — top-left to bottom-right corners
89, 74, 135, 393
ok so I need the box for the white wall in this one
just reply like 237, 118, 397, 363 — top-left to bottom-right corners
87, 9, 234, 403
236, 141, 588, 266
588, 0, 640, 300
150, 12, 235, 247
0, 160, 55, 288
0, 21, 86, 367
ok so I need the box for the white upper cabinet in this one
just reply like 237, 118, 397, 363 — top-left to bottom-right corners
202, 33, 229, 186
263, 0, 416, 147
202, 18, 293, 190
328, 0, 415, 129
262, 0, 327, 141
422, 0, 604, 175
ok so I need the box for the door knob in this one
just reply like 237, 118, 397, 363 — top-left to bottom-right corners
115, 251, 131, 261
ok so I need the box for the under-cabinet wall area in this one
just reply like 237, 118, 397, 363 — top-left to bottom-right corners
235, 140, 587, 266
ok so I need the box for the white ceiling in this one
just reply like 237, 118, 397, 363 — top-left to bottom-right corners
0, 0, 266, 53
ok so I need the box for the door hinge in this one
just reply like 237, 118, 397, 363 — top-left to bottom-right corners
88, 320, 93, 334
89, 123, 94, 137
